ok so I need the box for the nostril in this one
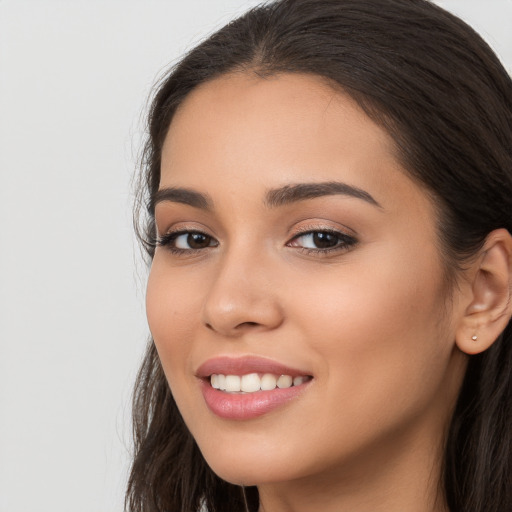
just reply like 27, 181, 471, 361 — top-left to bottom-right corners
204, 320, 261, 335
237, 321, 259, 328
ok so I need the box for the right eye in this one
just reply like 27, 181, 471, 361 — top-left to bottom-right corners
157, 230, 218, 253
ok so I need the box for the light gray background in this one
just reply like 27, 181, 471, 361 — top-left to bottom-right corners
0, 1, 510, 511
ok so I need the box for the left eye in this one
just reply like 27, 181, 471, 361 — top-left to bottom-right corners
174, 232, 215, 249
156, 230, 218, 252
288, 230, 356, 251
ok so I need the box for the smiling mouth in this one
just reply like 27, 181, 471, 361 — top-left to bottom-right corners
210, 373, 313, 393
198, 358, 314, 419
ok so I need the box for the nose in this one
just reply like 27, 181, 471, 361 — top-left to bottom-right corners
201, 249, 284, 337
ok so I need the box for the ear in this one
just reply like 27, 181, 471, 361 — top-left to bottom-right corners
455, 229, 512, 355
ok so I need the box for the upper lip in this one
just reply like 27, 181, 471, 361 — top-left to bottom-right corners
195, 356, 312, 378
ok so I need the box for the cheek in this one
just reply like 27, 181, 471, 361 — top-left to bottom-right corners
145, 259, 199, 379
291, 245, 452, 425
309, 268, 437, 349
297, 247, 441, 331
145, 261, 211, 430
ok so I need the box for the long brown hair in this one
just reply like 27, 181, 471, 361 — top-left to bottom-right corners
127, 1, 512, 510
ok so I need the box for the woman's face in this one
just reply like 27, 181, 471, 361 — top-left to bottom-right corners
146, 73, 467, 487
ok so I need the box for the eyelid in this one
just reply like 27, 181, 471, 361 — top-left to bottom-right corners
288, 220, 357, 238
155, 218, 216, 240
155, 216, 211, 234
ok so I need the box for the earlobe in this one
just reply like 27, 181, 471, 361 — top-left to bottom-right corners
455, 229, 512, 355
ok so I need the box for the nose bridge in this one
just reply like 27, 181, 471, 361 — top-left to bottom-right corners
201, 239, 283, 336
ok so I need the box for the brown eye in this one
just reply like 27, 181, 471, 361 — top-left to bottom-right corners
288, 230, 358, 253
156, 230, 218, 252
311, 232, 339, 248
173, 232, 216, 250
183, 232, 213, 249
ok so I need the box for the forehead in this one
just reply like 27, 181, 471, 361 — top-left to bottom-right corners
164, 72, 394, 162
160, 72, 430, 219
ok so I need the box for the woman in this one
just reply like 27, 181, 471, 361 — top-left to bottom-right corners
126, 1, 512, 511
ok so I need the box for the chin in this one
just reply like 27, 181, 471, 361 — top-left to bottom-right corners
207, 463, 287, 487
198, 442, 303, 486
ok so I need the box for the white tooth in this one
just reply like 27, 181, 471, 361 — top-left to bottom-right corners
211, 374, 220, 389
277, 375, 293, 389
241, 373, 261, 393
217, 374, 226, 391
293, 376, 304, 386
260, 373, 277, 390
225, 375, 241, 392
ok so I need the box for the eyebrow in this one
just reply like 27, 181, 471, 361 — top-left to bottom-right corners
265, 182, 382, 208
153, 187, 213, 210
153, 181, 382, 211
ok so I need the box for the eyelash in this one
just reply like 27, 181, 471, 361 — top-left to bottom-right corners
156, 230, 218, 255
287, 228, 358, 255
156, 228, 358, 256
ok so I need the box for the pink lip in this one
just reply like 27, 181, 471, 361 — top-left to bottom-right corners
196, 356, 313, 421
196, 355, 310, 378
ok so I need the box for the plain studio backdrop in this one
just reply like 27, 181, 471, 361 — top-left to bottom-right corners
0, 1, 510, 511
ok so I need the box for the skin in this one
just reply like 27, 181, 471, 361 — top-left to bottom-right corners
146, 72, 478, 512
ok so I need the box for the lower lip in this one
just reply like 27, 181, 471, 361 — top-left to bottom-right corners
200, 379, 311, 420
